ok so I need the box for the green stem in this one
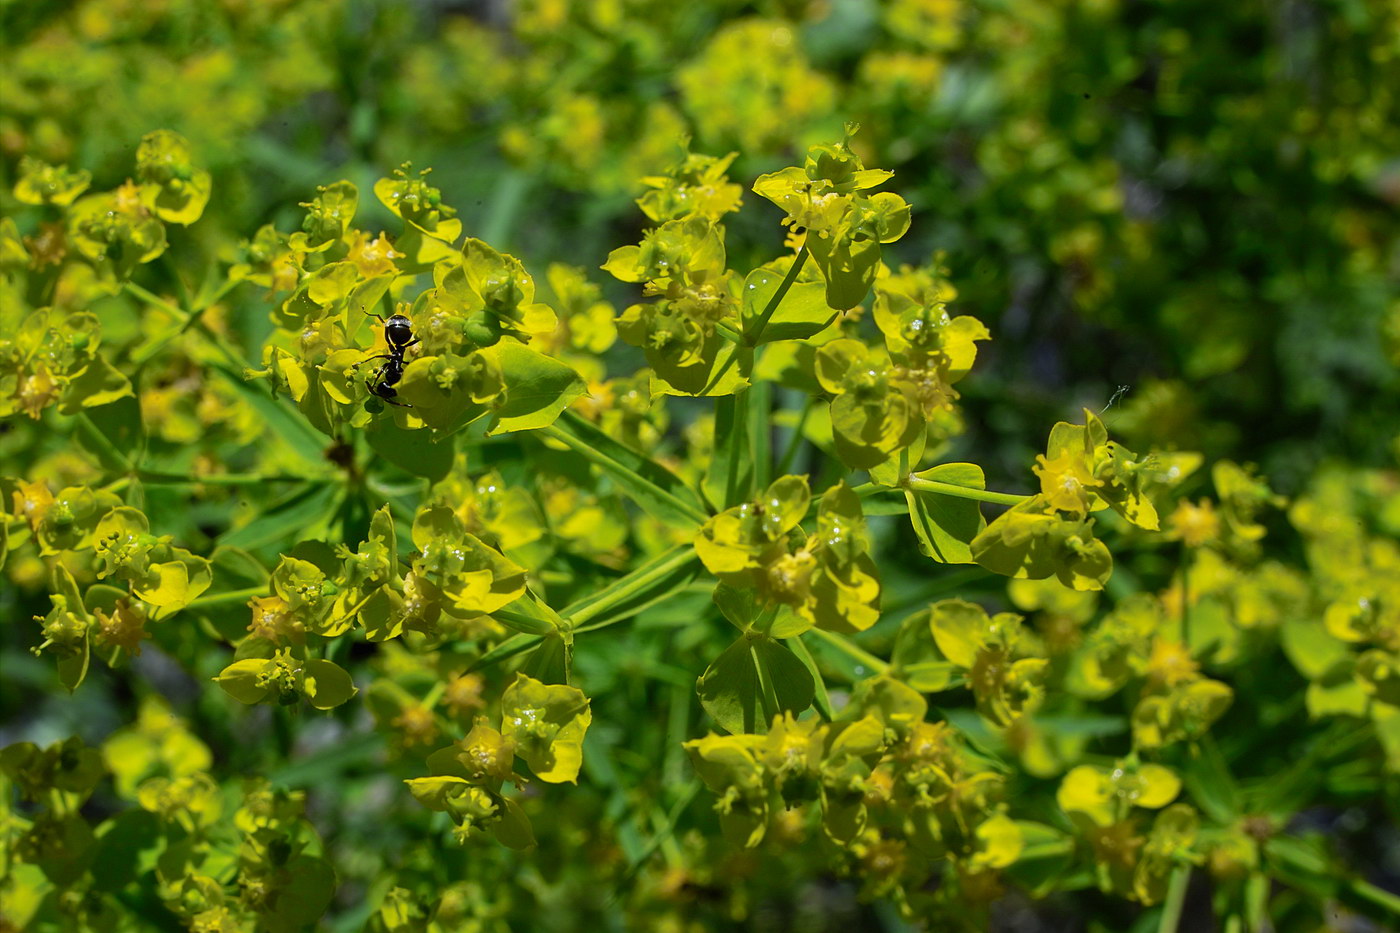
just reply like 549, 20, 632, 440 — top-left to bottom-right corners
136, 469, 324, 487
904, 476, 1030, 507
125, 280, 249, 370
748, 378, 771, 490
754, 644, 783, 715
125, 280, 190, 323
1348, 876, 1400, 918
808, 482, 906, 520
196, 274, 243, 315
188, 587, 266, 608
1156, 865, 1191, 933
538, 422, 708, 527
713, 320, 743, 343
491, 607, 557, 637
694, 246, 810, 397
1017, 840, 1076, 860
775, 396, 813, 477
422, 680, 448, 710
566, 545, 700, 630
789, 634, 834, 720
744, 245, 808, 345
194, 318, 255, 370
466, 552, 704, 672
805, 628, 890, 676
697, 341, 750, 399
621, 781, 701, 881
465, 632, 540, 674
722, 391, 749, 508
1181, 542, 1192, 649
75, 412, 132, 471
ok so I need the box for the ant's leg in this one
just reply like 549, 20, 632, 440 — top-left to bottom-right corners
350, 353, 394, 371
382, 396, 413, 408
402, 338, 421, 349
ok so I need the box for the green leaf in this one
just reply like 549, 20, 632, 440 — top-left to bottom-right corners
905, 462, 988, 564
1182, 738, 1241, 823
697, 633, 814, 734
542, 411, 708, 528
58, 355, 134, 414
221, 483, 341, 550
57, 637, 90, 693
485, 341, 586, 434
302, 659, 357, 709
492, 796, 537, 850
89, 810, 162, 890
391, 354, 492, 434
501, 673, 591, 783
262, 855, 336, 933
1264, 836, 1339, 899
74, 411, 132, 473
346, 274, 395, 323
521, 631, 572, 685
214, 659, 271, 705
132, 560, 190, 608
305, 261, 359, 306
1305, 664, 1369, 718
704, 393, 755, 509
564, 545, 702, 630
713, 583, 761, 632
808, 229, 881, 311
928, 599, 992, 670
1281, 616, 1350, 680
740, 266, 832, 344
76, 396, 146, 469
753, 635, 816, 719
492, 599, 560, 636
366, 415, 454, 481
651, 336, 751, 398
466, 632, 541, 674
789, 634, 834, 720
209, 363, 329, 472
1004, 823, 1075, 897
890, 609, 961, 692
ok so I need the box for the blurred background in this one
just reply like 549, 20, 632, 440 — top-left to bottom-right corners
2, 1, 1399, 930
3, 0, 1396, 490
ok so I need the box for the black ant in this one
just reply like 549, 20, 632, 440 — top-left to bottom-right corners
353, 311, 418, 407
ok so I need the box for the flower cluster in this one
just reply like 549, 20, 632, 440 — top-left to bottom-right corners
406, 673, 591, 847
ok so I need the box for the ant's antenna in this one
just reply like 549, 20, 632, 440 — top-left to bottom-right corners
1102, 385, 1130, 412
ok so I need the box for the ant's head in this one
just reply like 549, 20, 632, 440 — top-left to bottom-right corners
384, 314, 414, 348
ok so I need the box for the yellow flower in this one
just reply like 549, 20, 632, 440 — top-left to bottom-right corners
12, 479, 55, 530
246, 595, 302, 645
1087, 818, 1144, 872
392, 705, 440, 748
17, 364, 60, 419
1168, 499, 1220, 547
443, 673, 486, 719
113, 179, 148, 216
1144, 639, 1199, 688
94, 598, 150, 656
1034, 449, 1098, 514
346, 229, 403, 278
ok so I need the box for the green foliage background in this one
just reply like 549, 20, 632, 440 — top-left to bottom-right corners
2, 1, 1398, 931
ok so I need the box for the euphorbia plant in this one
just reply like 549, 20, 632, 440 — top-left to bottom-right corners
3, 126, 1397, 933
